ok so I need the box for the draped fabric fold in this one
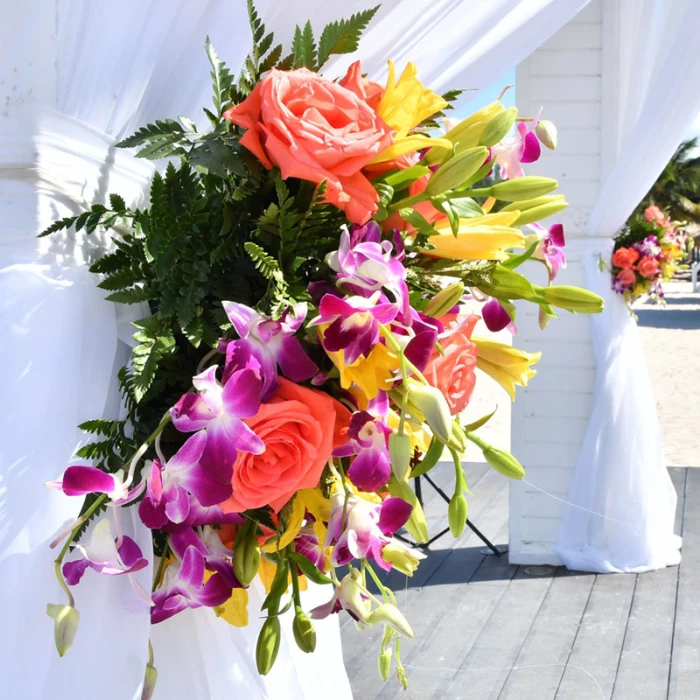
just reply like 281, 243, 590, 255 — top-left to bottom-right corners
556, 0, 700, 573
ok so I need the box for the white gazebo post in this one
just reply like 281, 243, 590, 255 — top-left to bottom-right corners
509, 0, 618, 565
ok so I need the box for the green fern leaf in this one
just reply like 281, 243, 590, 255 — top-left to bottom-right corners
115, 119, 185, 149
317, 6, 379, 68
205, 36, 235, 116
292, 21, 317, 69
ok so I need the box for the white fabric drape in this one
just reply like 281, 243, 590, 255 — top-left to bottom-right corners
556, 0, 700, 573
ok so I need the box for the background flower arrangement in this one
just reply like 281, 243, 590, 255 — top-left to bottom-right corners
41, 2, 603, 693
610, 205, 688, 306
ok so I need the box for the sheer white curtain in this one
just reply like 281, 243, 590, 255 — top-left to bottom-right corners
556, 0, 700, 573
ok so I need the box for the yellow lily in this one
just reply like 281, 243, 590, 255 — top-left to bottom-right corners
371, 60, 452, 163
472, 336, 540, 400
213, 586, 249, 627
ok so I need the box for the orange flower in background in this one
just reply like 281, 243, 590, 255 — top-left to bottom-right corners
616, 267, 637, 286
637, 256, 660, 279
220, 378, 351, 514
424, 314, 480, 415
611, 247, 640, 269
644, 205, 667, 227
224, 68, 394, 225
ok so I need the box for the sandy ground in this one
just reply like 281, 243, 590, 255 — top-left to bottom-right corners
636, 279, 700, 468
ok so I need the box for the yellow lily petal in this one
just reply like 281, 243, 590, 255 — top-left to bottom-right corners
213, 587, 249, 627
472, 336, 540, 400
433, 212, 522, 231
425, 225, 526, 261
370, 134, 453, 164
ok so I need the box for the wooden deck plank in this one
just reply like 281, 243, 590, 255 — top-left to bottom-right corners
497, 570, 596, 700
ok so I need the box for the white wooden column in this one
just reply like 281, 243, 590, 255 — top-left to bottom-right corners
509, 0, 619, 564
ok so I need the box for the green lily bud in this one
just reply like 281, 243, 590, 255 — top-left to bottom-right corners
479, 106, 518, 147
478, 265, 538, 302
293, 610, 317, 654
378, 648, 393, 681
512, 200, 569, 226
233, 525, 261, 587
367, 603, 414, 638
46, 604, 80, 657
445, 420, 467, 454
389, 432, 412, 482
256, 616, 282, 675
423, 282, 465, 318
397, 663, 409, 691
501, 194, 565, 213
541, 285, 605, 314
142, 664, 158, 700
483, 444, 525, 480
406, 380, 452, 443
448, 492, 468, 538
535, 119, 557, 150
424, 147, 489, 196
489, 177, 558, 201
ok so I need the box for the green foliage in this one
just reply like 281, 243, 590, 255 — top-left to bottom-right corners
292, 21, 318, 70
205, 37, 235, 117
115, 118, 190, 159
317, 6, 379, 68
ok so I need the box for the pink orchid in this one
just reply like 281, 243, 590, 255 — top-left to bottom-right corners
492, 121, 541, 179
48, 465, 145, 506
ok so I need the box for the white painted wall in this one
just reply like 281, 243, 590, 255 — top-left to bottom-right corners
509, 0, 614, 564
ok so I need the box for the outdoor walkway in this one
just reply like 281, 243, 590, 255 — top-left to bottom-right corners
342, 464, 695, 699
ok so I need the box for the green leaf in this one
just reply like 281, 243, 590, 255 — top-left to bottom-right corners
109, 194, 127, 212
410, 436, 445, 479
399, 208, 440, 237
38, 215, 81, 238
316, 6, 379, 68
447, 196, 484, 219
189, 138, 246, 178
130, 316, 176, 402
259, 44, 283, 73
465, 408, 497, 433
382, 165, 431, 190
116, 119, 185, 149
288, 552, 333, 585
501, 240, 539, 270
105, 287, 156, 305
291, 21, 317, 69
205, 36, 234, 116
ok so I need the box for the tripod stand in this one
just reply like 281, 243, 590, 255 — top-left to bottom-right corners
396, 474, 506, 556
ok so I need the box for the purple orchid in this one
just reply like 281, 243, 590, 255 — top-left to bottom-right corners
63, 518, 148, 585
482, 298, 513, 333
403, 310, 442, 373
492, 121, 541, 179
295, 523, 327, 571
532, 222, 566, 281
634, 235, 662, 258
325, 493, 412, 571
151, 543, 233, 624
312, 293, 398, 365
171, 365, 264, 479
48, 465, 145, 506
221, 302, 317, 399
169, 526, 240, 589
334, 411, 392, 492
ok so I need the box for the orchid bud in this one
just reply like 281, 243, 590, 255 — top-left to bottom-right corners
423, 282, 465, 318
233, 527, 261, 588
46, 604, 80, 657
479, 106, 518, 147
389, 432, 412, 482
378, 648, 393, 681
541, 285, 605, 314
406, 380, 452, 443
535, 119, 558, 150
489, 177, 558, 202
381, 541, 425, 577
367, 603, 414, 638
141, 663, 158, 700
482, 444, 525, 480
425, 147, 489, 196
448, 492, 468, 538
256, 616, 282, 675
512, 200, 569, 226
293, 610, 317, 654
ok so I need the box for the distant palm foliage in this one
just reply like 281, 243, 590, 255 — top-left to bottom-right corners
637, 137, 700, 223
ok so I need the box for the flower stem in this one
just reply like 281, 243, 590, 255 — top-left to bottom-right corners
364, 561, 391, 604
379, 325, 429, 385
388, 191, 429, 212
290, 555, 303, 613
125, 411, 172, 487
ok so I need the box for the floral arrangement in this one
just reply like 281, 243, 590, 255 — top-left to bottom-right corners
42, 3, 602, 693
610, 205, 688, 305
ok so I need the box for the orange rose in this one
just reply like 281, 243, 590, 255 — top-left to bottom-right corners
223, 68, 394, 225
637, 256, 660, 279
645, 205, 666, 227
424, 314, 480, 415
616, 267, 637, 286
339, 60, 384, 110
611, 247, 640, 269
220, 378, 351, 514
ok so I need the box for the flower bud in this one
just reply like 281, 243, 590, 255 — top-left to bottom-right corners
425, 147, 489, 196
256, 616, 282, 675
445, 420, 467, 454
378, 648, 393, 681
389, 432, 413, 482
381, 541, 425, 577
141, 664, 158, 700
234, 528, 261, 588
501, 194, 565, 213
489, 177, 558, 202
448, 492, 468, 538
367, 603, 414, 638
512, 200, 569, 226
479, 106, 518, 147
406, 380, 452, 443
482, 445, 525, 480
423, 282, 465, 318
46, 604, 80, 657
541, 285, 605, 314
535, 119, 558, 150
397, 663, 409, 690
293, 610, 317, 654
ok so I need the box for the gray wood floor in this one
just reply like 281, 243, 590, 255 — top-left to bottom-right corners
342, 465, 695, 700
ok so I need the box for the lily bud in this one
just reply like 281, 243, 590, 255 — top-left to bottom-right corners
397, 663, 409, 690
541, 285, 605, 314
389, 432, 412, 482
489, 177, 558, 202
46, 604, 80, 657
256, 616, 282, 675
423, 282, 465, 318
501, 194, 565, 213
448, 492, 468, 538
293, 610, 317, 654
425, 147, 490, 196
381, 541, 425, 577
406, 380, 452, 443
378, 648, 393, 681
233, 527, 261, 588
367, 603, 414, 638
482, 444, 525, 480
141, 664, 158, 700
479, 106, 518, 147
445, 420, 467, 454
535, 119, 558, 150
512, 200, 569, 226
